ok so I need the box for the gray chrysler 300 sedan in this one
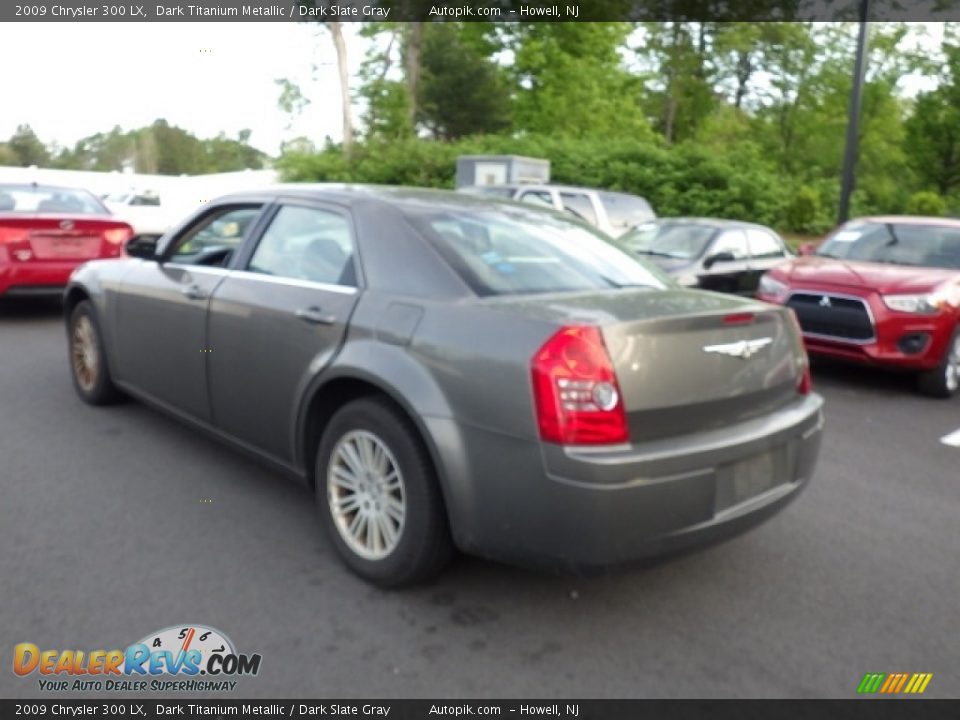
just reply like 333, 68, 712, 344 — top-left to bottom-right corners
64, 185, 824, 586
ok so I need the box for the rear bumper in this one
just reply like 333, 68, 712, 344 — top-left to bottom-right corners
432, 393, 824, 571
0, 261, 78, 297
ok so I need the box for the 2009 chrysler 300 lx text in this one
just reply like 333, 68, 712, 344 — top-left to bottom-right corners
63, 185, 824, 586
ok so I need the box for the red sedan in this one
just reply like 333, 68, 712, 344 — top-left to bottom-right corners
0, 183, 134, 298
757, 216, 960, 398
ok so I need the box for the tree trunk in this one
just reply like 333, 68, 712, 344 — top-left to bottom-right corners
405, 22, 424, 133
328, 21, 353, 157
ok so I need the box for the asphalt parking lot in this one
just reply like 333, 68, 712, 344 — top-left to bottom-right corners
2, 298, 958, 699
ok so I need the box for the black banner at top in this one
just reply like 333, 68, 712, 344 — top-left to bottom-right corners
5, 0, 960, 22
0, 700, 958, 720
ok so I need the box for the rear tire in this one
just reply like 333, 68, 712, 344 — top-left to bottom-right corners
68, 300, 121, 405
917, 326, 960, 399
316, 397, 453, 587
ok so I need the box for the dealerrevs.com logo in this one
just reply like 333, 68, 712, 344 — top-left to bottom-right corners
13, 624, 262, 692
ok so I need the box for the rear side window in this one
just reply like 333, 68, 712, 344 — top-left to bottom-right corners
247, 205, 356, 287
559, 192, 598, 226
710, 230, 749, 260
598, 191, 655, 231
746, 228, 787, 259
408, 205, 668, 297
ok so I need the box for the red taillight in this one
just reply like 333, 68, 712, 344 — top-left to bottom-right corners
723, 312, 755, 325
531, 325, 628, 445
103, 225, 134, 255
103, 227, 133, 245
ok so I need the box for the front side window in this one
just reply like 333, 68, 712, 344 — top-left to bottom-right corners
408, 204, 670, 297
817, 222, 960, 269
247, 205, 356, 286
168, 205, 262, 266
746, 228, 787, 259
559, 192, 598, 225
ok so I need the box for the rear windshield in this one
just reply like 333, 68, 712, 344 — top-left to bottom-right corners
623, 222, 716, 260
0, 184, 107, 215
817, 221, 960, 269
408, 205, 670, 297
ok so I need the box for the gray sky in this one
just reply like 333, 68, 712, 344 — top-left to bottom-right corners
0, 22, 364, 156
0, 22, 945, 158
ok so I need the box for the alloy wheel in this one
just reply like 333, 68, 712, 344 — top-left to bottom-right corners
327, 430, 406, 561
71, 315, 99, 393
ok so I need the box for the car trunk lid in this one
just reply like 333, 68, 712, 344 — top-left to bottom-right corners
0, 215, 133, 262
484, 288, 805, 442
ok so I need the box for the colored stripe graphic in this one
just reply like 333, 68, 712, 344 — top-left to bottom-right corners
857, 673, 932, 694
857, 673, 886, 694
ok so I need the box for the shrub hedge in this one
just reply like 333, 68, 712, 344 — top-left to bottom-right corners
277, 135, 949, 234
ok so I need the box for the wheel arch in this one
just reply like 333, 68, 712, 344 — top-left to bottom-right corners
296, 368, 454, 505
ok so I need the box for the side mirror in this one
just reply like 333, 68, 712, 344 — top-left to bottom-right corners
125, 234, 161, 260
798, 242, 817, 256
703, 251, 735, 269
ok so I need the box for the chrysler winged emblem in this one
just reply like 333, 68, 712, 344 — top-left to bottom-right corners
702, 337, 773, 360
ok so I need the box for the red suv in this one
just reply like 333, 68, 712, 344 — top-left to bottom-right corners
756, 216, 960, 398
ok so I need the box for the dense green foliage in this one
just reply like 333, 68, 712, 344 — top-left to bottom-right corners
280, 134, 790, 227
282, 21, 960, 234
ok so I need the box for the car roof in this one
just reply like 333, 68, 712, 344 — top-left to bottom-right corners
856, 215, 960, 228
0, 182, 94, 194
652, 217, 773, 231
220, 183, 550, 211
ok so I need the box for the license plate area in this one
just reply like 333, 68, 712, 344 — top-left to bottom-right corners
30, 235, 100, 260
715, 447, 792, 513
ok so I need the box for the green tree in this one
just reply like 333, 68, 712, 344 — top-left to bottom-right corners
417, 23, 512, 140
7, 124, 50, 166
508, 23, 652, 140
905, 30, 960, 198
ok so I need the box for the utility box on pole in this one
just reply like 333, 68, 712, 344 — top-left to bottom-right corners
455, 155, 550, 189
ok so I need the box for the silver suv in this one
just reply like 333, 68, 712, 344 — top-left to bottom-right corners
460, 183, 656, 238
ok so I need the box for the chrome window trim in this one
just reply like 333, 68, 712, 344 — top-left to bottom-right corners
786, 290, 877, 345
163, 264, 232, 276
228, 269, 358, 295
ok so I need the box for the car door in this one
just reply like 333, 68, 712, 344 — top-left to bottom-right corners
205, 201, 361, 463
746, 227, 791, 292
698, 229, 751, 294
113, 203, 266, 421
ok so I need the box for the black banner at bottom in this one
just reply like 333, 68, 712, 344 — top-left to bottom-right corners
1, 700, 957, 720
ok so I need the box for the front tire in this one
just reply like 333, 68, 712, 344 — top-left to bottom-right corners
68, 300, 121, 405
917, 326, 960, 398
316, 397, 453, 587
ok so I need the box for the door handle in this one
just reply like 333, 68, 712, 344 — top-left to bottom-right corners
295, 306, 336, 325
181, 284, 208, 300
